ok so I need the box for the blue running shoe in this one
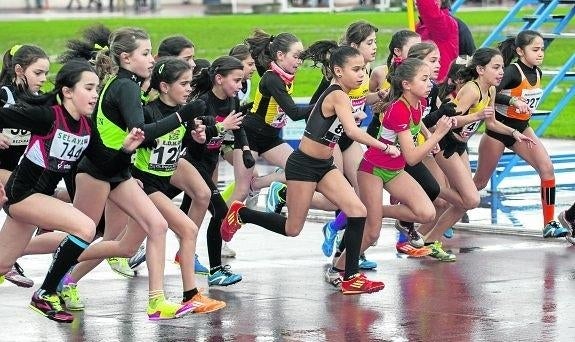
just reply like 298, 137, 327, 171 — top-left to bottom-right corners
443, 227, 454, 239
266, 181, 286, 213
322, 221, 338, 257
194, 254, 209, 275
208, 265, 242, 286
358, 254, 377, 270
543, 220, 568, 238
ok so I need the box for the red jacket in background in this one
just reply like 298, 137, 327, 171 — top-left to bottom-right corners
415, 0, 459, 82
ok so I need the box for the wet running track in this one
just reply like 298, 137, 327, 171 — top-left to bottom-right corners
2, 220, 575, 341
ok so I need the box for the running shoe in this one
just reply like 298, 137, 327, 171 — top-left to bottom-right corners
341, 273, 385, 295
266, 181, 286, 214
208, 265, 242, 286
0, 274, 4, 284
325, 267, 343, 288
183, 293, 226, 314
128, 243, 147, 269
394, 220, 425, 248
358, 254, 377, 270
30, 291, 74, 323
147, 297, 194, 321
396, 242, 432, 257
321, 221, 338, 257
245, 177, 260, 209
558, 211, 575, 245
543, 220, 569, 238
221, 242, 236, 258
175, 253, 209, 275
428, 241, 456, 262
4, 262, 34, 288
59, 283, 85, 311
220, 200, 245, 242
107, 257, 135, 278
443, 227, 454, 239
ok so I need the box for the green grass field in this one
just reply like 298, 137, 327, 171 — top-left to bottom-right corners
0, 10, 573, 137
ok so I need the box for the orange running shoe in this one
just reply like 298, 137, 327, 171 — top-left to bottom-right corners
183, 292, 226, 314
341, 273, 385, 295
220, 200, 245, 242
396, 242, 432, 257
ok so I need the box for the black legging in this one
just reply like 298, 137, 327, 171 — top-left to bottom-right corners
179, 164, 227, 271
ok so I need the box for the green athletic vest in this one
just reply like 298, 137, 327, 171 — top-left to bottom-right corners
95, 76, 129, 150
134, 122, 185, 177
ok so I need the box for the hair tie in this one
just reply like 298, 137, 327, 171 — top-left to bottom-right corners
94, 43, 109, 53
10, 45, 22, 57
269, 35, 275, 43
393, 56, 403, 66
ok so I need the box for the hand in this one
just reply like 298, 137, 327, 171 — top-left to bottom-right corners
353, 110, 367, 122
0, 133, 10, 149
478, 106, 495, 120
512, 97, 530, 114
512, 130, 537, 148
191, 123, 206, 144
242, 149, 255, 168
222, 111, 244, 131
384, 144, 401, 158
178, 99, 206, 122
197, 115, 215, 127
431, 143, 441, 155
437, 99, 459, 117
122, 128, 145, 153
434, 115, 454, 136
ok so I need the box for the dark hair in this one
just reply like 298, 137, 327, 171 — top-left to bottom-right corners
148, 57, 192, 93
0, 44, 49, 86
497, 30, 543, 66
386, 30, 420, 67
329, 46, 362, 78
193, 58, 211, 77
94, 27, 149, 81
438, 60, 466, 100
456, 47, 501, 84
245, 29, 300, 75
383, 58, 428, 113
440, 0, 452, 9
191, 56, 243, 97
157, 36, 194, 58
385, 42, 437, 85
300, 40, 339, 79
341, 20, 378, 47
229, 44, 251, 62
21, 59, 95, 106
58, 24, 112, 68
407, 42, 438, 60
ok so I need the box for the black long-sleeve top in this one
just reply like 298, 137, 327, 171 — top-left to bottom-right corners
82, 68, 186, 178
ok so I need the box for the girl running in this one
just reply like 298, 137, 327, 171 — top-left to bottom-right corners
422, 48, 535, 245
0, 44, 49, 287
57, 27, 205, 321
0, 59, 144, 323
225, 30, 320, 211
178, 56, 251, 287
221, 46, 399, 295
332, 58, 454, 278
472, 30, 564, 237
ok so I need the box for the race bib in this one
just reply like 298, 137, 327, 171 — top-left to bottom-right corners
325, 118, 343, 147
351, 98, 366, 125
149, 139, 181, 171
50, 129, 90, 162
521, 87, 543, 112
2, 128, 30, 146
